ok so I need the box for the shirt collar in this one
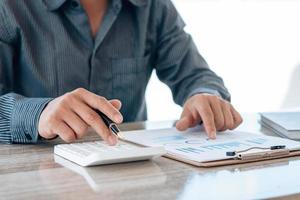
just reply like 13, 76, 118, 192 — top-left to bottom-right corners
43, 0, 68, 11
43, 0, 148, 11
128, 0, 148, 7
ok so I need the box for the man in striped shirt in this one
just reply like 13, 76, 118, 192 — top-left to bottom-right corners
0, 0, 242, 145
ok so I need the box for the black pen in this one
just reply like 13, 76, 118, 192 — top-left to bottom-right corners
94, 110, 121, 138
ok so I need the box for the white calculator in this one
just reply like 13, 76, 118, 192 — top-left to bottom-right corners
54, 141, 166, 167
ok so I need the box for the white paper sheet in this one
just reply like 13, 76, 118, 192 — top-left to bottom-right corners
121, 127, 300, 163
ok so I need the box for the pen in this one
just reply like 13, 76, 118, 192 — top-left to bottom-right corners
94, 110, 121, 138
226, 145, 286, 157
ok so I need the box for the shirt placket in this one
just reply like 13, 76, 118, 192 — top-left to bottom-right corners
89, 0, 122, 95
63, 0, 94, 48
63, 0, 122, 94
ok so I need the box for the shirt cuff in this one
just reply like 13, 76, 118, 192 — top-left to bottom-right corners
184, 88, 231, 104
10, 98, 53, 143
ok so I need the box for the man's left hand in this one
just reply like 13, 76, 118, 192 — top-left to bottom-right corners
176, 93, 243, 139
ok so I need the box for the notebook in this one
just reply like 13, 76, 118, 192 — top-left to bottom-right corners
120, 126, 300, 167
260, 112, 300, 140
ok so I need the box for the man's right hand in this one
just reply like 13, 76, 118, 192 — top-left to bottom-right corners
38, 88, 123, 145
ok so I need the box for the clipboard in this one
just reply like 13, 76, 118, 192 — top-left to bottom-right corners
120, 127, 300, 167
164, 145, 300, 167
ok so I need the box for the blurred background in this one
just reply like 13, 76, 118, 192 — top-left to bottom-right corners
146, 0, 300, 121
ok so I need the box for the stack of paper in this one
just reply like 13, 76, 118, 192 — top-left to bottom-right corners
260, 112, 300, 140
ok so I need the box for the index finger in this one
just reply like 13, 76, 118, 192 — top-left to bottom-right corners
74, 89, 123, 123
195, 103, 216, 139
75, 102, 118, 145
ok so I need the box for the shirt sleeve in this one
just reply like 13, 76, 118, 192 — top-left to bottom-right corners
0, 8, 53, 144
0, 93, 53, 143
154, 0, 231, 106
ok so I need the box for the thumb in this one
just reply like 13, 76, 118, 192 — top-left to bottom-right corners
176, 108, 194, 131
176, 116, 190, 131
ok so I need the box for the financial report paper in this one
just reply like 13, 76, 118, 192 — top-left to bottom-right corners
121, 127, 300, 163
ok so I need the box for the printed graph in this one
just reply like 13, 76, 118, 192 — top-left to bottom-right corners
153, 135, 186, 143
175, 141, 249, 154
200, 141, 250, 150
245, 138, 267, 145
174, 138, 268, 155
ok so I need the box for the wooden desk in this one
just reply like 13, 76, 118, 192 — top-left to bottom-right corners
1, 114, 300, 200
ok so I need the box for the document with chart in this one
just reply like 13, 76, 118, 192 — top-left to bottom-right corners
121, 127, 300, 167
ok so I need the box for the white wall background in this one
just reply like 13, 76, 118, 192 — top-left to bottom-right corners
146, 0, 300, 121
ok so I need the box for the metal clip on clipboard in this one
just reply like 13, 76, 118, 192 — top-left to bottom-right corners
226, 146, 290, 161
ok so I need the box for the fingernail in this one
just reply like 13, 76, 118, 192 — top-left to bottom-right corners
210, 131, 217, 139
176, 122, 182, 130
108, 135, 117, 145
114, 114, 123, 123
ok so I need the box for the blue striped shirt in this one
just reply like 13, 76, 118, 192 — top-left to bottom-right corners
0, 0, 230, 144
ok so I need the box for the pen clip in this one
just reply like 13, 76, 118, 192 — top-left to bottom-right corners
226, 145, 289, 160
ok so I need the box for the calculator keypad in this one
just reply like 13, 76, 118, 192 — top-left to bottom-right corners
56, 141, 138, 157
